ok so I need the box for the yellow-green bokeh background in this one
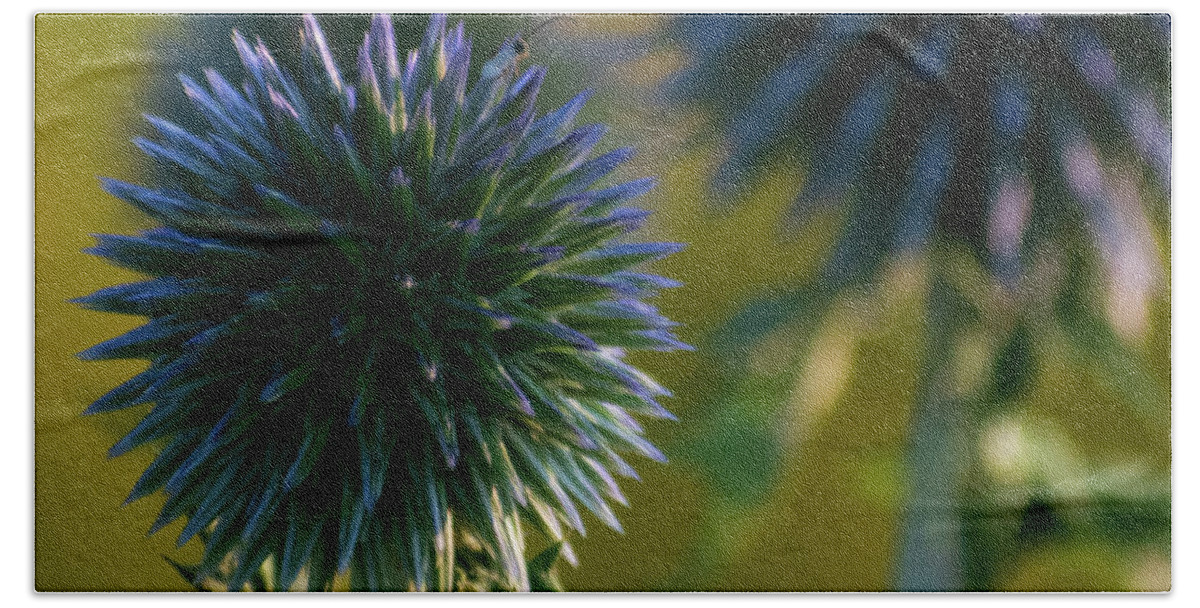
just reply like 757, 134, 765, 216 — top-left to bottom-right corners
36, 14, 202, 591
35, 14, 1170, 592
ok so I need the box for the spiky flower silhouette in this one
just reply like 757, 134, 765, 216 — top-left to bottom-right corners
674, 14, 1169, 290
76, 13, 685, 591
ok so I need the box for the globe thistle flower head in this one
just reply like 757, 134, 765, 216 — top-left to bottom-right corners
673, 14, 1169, 290
76, 13, 686, 591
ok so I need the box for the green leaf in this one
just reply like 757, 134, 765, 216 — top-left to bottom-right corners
991, 322, 1035, 402
163, 556, 208, 591
528, 543, 565, 592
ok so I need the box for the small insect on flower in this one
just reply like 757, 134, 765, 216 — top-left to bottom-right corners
75, 13, 687, 592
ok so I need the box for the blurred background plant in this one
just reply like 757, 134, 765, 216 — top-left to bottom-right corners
658, 13, 1170, 591
35, 12, 1170, 592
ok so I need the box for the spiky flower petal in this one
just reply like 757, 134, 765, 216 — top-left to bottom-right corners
77, 14, 685, 591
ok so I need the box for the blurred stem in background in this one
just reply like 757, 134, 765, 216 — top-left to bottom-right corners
667, 13, 1170, 591
896, 251, 965, 590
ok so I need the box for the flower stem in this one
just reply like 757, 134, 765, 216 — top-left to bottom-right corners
894, 248, 965, 591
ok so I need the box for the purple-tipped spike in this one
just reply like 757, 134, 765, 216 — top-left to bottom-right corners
371, 14, 401, 84
302, 14, 344, 93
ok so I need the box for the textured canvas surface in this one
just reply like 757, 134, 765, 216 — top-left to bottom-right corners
34, 13, 1170, 592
